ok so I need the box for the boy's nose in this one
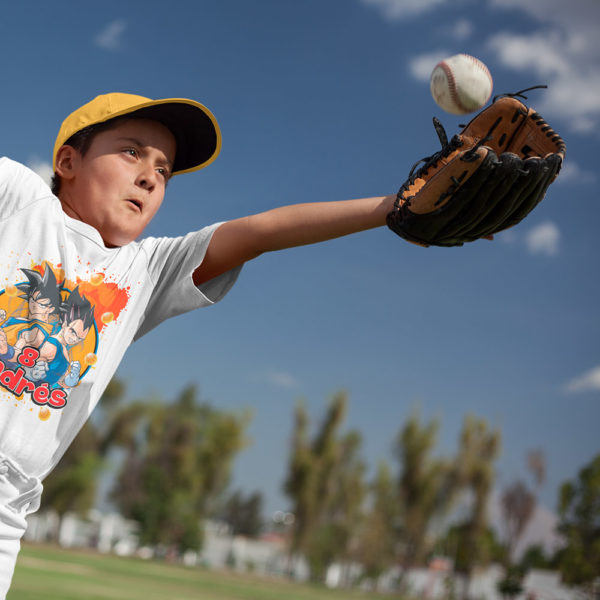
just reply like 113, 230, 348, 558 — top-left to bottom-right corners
136, 166, 157, 191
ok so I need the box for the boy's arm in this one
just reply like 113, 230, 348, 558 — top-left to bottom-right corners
193, 195, 395, 286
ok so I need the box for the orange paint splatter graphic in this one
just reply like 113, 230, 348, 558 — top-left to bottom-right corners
75, 281, 129, 333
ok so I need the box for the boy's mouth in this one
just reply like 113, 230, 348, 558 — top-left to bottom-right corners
125, 198, 143, 212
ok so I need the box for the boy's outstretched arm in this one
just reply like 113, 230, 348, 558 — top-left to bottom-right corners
193, 195, 395, 286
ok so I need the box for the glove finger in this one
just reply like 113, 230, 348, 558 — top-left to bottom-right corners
495, 155, 562, 231
447, 153, 537, 241
435, 152, 516, 242
445, 153, 561, 242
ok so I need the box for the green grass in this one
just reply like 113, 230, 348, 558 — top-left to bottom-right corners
9, 543, 403, 600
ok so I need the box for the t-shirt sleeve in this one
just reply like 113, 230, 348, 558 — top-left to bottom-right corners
0, 157, 53, 221
133, 223, 241, 340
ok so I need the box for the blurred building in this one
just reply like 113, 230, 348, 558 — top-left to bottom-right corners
24, 510, 584, 600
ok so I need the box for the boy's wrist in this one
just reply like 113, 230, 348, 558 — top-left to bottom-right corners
378, 194, 396, 225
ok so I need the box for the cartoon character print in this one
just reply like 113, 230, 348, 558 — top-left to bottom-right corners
0, 266, 63, 356
21, 287, 95, 388
0, 263, 99, 410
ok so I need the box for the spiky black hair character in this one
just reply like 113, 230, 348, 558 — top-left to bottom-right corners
60, 287, 95, 330
18, 264, 63, 317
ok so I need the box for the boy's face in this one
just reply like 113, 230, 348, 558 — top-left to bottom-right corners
57, 119, 176, 247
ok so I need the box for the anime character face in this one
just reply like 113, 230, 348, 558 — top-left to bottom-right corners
61, 318, 90, 346
28, 291, 55, 321
58, 286, 95, 348
19, 265, 63, 323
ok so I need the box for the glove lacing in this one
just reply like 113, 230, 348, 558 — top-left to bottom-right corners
492, 84, 547, 103
396, 117, 497, 210
396, 118, 464, 208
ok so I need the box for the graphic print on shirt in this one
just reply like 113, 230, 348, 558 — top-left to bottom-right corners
0, 262, 130, 414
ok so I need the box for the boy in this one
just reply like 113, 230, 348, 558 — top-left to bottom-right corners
0, 92, 394, 596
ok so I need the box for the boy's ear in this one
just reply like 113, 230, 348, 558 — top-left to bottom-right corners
54, 145, 80, 180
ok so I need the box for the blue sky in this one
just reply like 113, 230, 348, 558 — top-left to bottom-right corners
1, 0, 598, 532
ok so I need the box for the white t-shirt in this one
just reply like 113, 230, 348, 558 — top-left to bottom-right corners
0, 157, 240, 479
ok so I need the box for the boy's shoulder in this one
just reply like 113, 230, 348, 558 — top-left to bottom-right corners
0, 157, 53, 194
0, 156, 56, 220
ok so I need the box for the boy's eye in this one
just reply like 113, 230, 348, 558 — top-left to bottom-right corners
156, 167, 171, 181
123, 148, 138, 157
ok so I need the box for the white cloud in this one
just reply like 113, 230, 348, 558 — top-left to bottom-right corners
363, 0, 600, 132
449, 18, 473, 41
359, 0, 446, 21
487, 32, 570, 78
487, 0, 600, 133
555, 161, 597, 185
94, 19, 126, 51
408, 50, 450, 82
565, 365, 600, 394
261, 370, 299, 389
27, 157, 53, 188
524, 222, 560, 256
489, 0, 599, 30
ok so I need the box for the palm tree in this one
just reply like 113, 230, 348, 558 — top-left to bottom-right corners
453, 415, 501, 599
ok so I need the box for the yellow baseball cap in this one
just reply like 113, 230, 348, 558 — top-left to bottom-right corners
53, 93, 221, 176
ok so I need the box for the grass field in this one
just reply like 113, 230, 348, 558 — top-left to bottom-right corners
9, 543, 404, 600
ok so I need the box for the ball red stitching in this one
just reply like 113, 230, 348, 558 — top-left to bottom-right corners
439, 61, 469, 114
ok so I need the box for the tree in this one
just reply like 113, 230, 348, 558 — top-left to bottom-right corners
496, 565, 524, 600
554, 453, 600, 591
498, 447, 546, 598
41, 378, 142, 530
453, 415, 501, 596
283, 391, 366, 582
111, 385, 250, 554
519, 544, 550, 571
353, 460, 399, 586
501, 480, 536, 564
395, 413, 458, 571
497, 478, 536, 600
527, 449, 546, 489
219, 490, 264, 537
305, 429, 366, 583
442, 523, 507, 575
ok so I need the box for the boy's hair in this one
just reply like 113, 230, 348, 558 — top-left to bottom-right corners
51, 116, 131, 196
60, 287, 95, 330
18, 265, 63, 317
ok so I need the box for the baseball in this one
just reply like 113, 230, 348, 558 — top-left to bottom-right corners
430, 54, 493, 115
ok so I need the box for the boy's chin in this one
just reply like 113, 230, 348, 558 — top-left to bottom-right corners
100, 227, 142, 248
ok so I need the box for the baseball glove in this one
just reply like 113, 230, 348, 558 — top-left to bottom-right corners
387, 86, 566, 247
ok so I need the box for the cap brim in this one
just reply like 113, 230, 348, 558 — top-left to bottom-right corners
129, 99, 221, 174
54, 96, 221, 176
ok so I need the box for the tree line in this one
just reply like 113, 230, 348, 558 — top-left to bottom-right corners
40, 381, 600, 595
